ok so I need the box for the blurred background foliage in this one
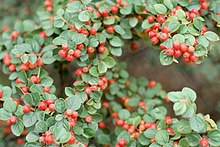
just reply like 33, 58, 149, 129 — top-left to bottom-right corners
1, 1, 220, 146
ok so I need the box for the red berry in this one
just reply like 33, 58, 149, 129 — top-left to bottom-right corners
160, 44, 166, 50
106, 25, 115, 34
16, 138, 24, 145
67, 135, 76, 144
68, 119, 76, 127
199, 138, 209, 147
130, 42, 138, 51
166, 128, 174, 135
0, 91, 3, 98
190, 54, 198, 62
110, 5, 118, 14
180, 44, 188, 52
20, 64, 29, 71
82, 66, 89, 73
38, 101, 47, 110
101, 10, 108, 17
188, 46, 195, 53
165, 116, 173, 125
76, 43, 84, 50
87, 46, 95, 55
159, 33, 169, 41
174, 50, 182, 58
90, 28, 97, 35
115, 119, 124, 126
173, 41, 181, 50
21, 87, 29, 93
189, 12, 197, 19
153, 23, 160, 30
65, 109, 73, 117
8, 64, 16, 72
151, 37, 159, 44
85, 115, 92, 123
148, 30, 157, 38
91, 85, 98, 91
183, 52, 190, 59
161, 26, 169, 33
201, 2, 209, 10
30, 75, 39, 84
98, 121, 106, 129
46, 98, 54, 105
183, 58, 191, 63
173, 142, 179, 146
62, 44, 69, 50
84, 87, 92, 95
76, 68, 83, 77
66, 54, 75, 61
10, 116, 17, 124
22, 105, 31, 113
6, 119, 12, 126
148, 80, 156, 88
98, 45, 106, 53
48, 104, 55, 111
43, 87, 50, 93
151, 123, 157, 129
74, 49, 81, 58
45, 135, 54, 144
147, 15, 155, 23
72, 111, 78, 118
150, 138, 156, 143
39, 32, 47, 39
118, 139, 127, 146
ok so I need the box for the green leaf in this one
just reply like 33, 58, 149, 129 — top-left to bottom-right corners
97, 134, 111, 145
0, 108, 12, 121
204, 31, 220, 41
54, 18, 65, 28
119, 109, 131, 120
129, 17, 138, 27
66, 1, 81, 13
78, 10, 91, 22
52, 37, 68, 45
182, 87, 196, 102
168, 22, 180, 33
3, 98, 17, 113
26, 131, 40, 142
55, 99, 66, 113
194, 18, 203, 30
89, 66, 99, 77
71, 33, 87, 44
194, 44, 207, 57
164, 0, 173, 10
144, 128, 156, 138
98, 62, 107, 74
189, 115, 207, 133
208, 130, 220, 146
40, 77, 54, 87
83, 128, 95, 138
11, 119, 24, 136
176, 9, 186, 20
66, 97, 81, 110
186, 133, 201, 147
103, 56, 116, 68
23, 112, 37, 127
35, 121, 47, 133
114, 25, 125, 35
138, 133, 150, 145
142, 19, 153, 29
159, 50, 174, 66
154, 4, 167, 14
155, 130, 169, 145
117, 131, 131, 143
173, 102, 187, 116
177, 120, 192, 134
60, 132, 71, 143
120, 5, 133, 15
110, 36, 123, 47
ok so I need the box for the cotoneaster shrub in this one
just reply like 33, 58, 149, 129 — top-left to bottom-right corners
1, 0, 220, 146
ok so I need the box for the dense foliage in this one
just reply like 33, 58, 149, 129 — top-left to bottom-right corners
1, 0, 220, 146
